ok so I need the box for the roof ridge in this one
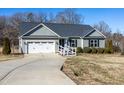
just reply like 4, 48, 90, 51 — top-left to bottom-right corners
19, 22, 90, 26
43, 22, 90, 26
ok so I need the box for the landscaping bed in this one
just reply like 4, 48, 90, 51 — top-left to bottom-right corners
62, 54, 124, 85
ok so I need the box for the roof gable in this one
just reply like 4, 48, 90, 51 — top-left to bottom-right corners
24, 25, 58, 37
84, 30, 106, 38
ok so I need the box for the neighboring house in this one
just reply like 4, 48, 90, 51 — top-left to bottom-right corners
19, 22, 106, 55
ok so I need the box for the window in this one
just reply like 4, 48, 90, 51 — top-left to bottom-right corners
89, 39, 99, 47
70, 39, 77, 47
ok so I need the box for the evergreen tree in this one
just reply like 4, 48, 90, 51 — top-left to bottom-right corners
2, 37, 11, 55
105, 39, 113, 53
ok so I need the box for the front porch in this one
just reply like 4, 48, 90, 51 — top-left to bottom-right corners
58, 38, 78, 56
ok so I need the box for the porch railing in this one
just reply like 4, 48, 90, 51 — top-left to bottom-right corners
59, 45, 76, 56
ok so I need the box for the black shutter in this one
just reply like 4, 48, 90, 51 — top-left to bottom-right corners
75, 40, 77, 47
98, 39, 99, 47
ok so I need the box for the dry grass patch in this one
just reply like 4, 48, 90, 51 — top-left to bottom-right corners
0, 54, 24, 62
62, 54, 124, 85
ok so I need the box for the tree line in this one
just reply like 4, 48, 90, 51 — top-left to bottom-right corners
0, 9, 84, 44
0, 8, 124, 53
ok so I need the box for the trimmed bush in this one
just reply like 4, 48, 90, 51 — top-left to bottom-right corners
113, 45, 121, 53
121, 51, 124, 55
97, 48, 104, 54
2, 37, 11, 55
91, 47, 97, 54
104, 48, 109, 53
106, 39, 113, 49
83, 47, 92, 53
121, 49, 124, 55
105, 39, 114, 54
104, 48, 113, 54
76, 47, 83, 53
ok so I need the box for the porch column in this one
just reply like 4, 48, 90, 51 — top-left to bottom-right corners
64, 39, 69, 55
65, 39, 68, 47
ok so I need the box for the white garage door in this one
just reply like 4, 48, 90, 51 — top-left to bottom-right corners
28, 42, 55, 53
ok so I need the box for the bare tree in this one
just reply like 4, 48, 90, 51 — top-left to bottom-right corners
0, 16, 6, 30
1, 14, 24, 53
10, 13, 25, 28
26, 12, 35, 22
112, 29, 123, 46
93, 21, 112, 38
55, 9, 84, 24
37, 12, 48, 22
48, 13, 56, 23
0, 16, 6, 51
112, 29, 123, 52
121, 37, 124, 52
0, 16, 6, 39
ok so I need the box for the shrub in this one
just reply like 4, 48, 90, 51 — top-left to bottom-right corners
83, 47, 92, 53
91, 47, 97, 54
109, 49, 114, 54
105, 39, 114, 54
104, 48, 113, 54
121, 51, 124, 55
76, 47, 83, 53
2, 37, 11, 55
113, 45, 121, 53
121, 49, 124, 55
106, 39, 113, 49
97, 48, 104, 54
104, 48, 110, 54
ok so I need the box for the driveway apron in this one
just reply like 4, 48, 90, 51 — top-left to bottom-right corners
0, 54, 75, 85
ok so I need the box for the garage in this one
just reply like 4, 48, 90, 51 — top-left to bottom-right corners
28, 42, 55, 53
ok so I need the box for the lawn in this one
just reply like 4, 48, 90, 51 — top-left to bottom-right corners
62, 54, 124, 85
0, 54, 24, 62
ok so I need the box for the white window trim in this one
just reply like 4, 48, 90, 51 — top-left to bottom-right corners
89, 39, 99, 47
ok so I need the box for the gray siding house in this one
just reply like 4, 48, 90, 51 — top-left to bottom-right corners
19, 22, 106, 55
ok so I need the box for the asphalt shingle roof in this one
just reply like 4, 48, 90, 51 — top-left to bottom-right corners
19, 22, 95, 37
19, 22, 40, 36
44, 23, 94, 37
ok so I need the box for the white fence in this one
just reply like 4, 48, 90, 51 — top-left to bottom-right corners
59, 45, 76, 56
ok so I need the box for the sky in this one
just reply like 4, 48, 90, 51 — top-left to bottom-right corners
0, 8, 124, 34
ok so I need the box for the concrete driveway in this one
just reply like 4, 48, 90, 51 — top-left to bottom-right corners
0, 54, 75, 85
